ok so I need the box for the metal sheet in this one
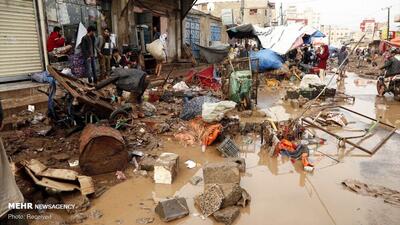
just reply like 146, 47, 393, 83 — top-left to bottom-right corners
0, 0, 43, 78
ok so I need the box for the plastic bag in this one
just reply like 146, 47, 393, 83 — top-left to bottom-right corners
299, 74, 322, 89
146, 39, 166, 61
202, 101, 236, 123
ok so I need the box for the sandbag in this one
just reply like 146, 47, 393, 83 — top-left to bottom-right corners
146, 39, 166, 61
250, 49, 284, 72
202, 101, 236, 123
299, 74, 322, 89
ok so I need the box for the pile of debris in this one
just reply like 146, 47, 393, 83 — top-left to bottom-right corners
194, 161, 250, 225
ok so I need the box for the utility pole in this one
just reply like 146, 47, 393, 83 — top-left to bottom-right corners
328, 25, 331, 45
240, 0, 244, 24
280, 3, 283, 25
382, 6, 391, 40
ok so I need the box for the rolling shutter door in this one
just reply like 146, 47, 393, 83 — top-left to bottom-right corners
0, 0, 43, 78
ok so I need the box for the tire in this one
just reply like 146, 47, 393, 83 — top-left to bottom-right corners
109, 108, 129, 123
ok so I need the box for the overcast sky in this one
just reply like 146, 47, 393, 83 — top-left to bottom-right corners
195, 0, 400, 31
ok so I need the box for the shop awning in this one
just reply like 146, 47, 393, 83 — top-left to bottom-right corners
226, 23, 325, 55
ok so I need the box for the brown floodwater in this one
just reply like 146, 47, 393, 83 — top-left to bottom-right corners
81, 72, 400, 225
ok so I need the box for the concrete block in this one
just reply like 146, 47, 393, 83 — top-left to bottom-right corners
226, 158, 246, 172
213, 206, 240, 225
219, 183, 243, 208
155, 197, 189, 222
237, 188, 251, 208
195, 184, 224, 217
203, 162, 240, 185
154, 153, 179, 184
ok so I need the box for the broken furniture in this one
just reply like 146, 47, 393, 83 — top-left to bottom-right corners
221, 57, 260, 106
79, 124, 129, 175
21, 159, 94, 195
302, 106, 397, 155
47, 66, 131, 127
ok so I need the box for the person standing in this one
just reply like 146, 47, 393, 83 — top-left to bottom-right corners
81, 26, 97, 84
317, 45, 329, 69
153, 26, 161, 40
337, 46, 349, 78
155, 34, 168, 77
99, 28, 114, 79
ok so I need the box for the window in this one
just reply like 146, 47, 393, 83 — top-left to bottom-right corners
249, 9, 257, 15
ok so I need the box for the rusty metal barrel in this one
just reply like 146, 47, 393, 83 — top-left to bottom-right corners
79, 124, 128, 175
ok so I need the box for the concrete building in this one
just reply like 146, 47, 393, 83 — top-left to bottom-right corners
194, 0, 277, 27
320, 25, 351, 46
184, 9, 229, 59
284, 6, 320, 29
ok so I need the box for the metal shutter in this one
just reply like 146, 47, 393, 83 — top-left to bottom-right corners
0, 0, 43, 78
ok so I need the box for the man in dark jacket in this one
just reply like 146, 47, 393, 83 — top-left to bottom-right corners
94, 68, 149, 103
81, 26, 97, 84
380, 49, 400, 78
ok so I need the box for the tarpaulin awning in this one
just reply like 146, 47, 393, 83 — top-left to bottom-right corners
227, 23, 325, 55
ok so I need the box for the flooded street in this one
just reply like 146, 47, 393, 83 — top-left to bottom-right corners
83, 72, 400, 225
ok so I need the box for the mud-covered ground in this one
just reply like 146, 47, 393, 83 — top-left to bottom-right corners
3, 67, 400, 225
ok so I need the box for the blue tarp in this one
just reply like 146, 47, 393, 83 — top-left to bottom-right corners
250, 49, 284, 72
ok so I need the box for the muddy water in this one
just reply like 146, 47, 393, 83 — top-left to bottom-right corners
85, 72, 400, 225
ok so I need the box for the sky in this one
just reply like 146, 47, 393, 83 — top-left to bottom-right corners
195, 0, 400, 31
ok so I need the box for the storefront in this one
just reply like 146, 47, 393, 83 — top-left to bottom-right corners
0, 0, 44, 82
44, 0, 106, 48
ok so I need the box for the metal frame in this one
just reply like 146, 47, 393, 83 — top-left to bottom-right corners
221, 57, 260, 104
302, 106, 397, 155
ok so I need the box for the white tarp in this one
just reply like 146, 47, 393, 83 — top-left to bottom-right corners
253, 24, 319, 55
75, 23, 87, 52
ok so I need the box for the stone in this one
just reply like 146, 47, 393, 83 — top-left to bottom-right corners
155, 197, 189, 222
195, 184, 224, 217
154, 153, 179, 184
237, 188, 251, 207
189, 176, 203, 185
219, 183, 243, 208
226, 158, 246, 173
203, 162, 240, 185
140, 155, 157, 171
213, 206, 240, 225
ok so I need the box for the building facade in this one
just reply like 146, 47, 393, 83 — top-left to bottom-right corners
184, 9, 228, 59
194, 0, 277, 27
284, 6, 320, 29
320, 25, 351, 46
0, 0, 196, 82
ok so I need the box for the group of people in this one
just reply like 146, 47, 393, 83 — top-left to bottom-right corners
46, 26, 143, 84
